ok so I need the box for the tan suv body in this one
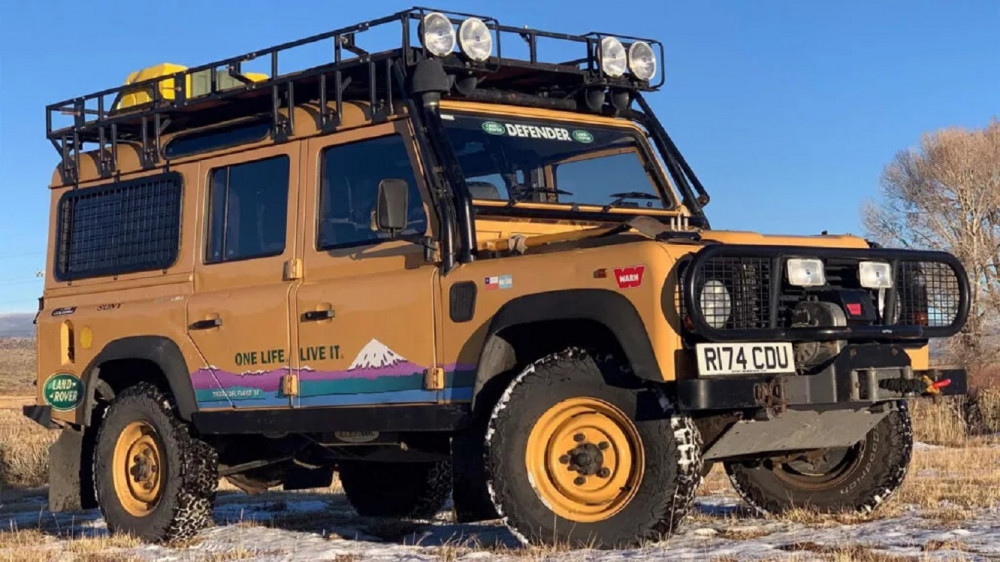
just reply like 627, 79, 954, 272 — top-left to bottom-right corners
27, 8, 970, 547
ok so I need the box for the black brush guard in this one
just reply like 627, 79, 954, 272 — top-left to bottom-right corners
682, 244, 971, 343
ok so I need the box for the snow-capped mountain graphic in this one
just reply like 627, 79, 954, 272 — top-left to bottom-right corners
349, 338, 406, 370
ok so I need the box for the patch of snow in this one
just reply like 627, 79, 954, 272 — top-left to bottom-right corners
3, 490, 1000, 560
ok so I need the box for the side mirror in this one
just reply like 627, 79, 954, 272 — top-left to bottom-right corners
376, 179, 409, 234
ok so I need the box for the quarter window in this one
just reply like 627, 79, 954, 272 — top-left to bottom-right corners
206, 156, 290, 263
318, 135, 427, 249
55, 173, 182, 280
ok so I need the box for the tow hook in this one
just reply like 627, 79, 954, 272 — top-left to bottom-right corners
754, 378, 786, 416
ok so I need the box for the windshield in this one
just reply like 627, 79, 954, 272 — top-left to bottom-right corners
441, 113, 674, 210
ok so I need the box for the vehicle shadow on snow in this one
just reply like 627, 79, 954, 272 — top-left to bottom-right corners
212, 489, 523, 549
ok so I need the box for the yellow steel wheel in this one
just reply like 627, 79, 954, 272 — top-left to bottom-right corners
112, 421, 164, 517
524, 397, 644, 523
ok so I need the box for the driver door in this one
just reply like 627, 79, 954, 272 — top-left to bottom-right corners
292, 121, 442, 407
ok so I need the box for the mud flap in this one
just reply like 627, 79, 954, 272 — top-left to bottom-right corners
451, 427, 499, 523
49, 426, 96, 512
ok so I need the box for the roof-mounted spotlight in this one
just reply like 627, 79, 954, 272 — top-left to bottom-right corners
420, 12, 456, 57
598, 36, 627, 78
628, 41, 657, 81
458, 17, 493, 62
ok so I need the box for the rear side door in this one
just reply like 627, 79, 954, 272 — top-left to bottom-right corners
186, 144, 300, 409
293, 122, 445, 407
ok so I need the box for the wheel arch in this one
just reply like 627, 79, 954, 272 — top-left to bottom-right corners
471, 289, 662, 411
82, 336, 197, 424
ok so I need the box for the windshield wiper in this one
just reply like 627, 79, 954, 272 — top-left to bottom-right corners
510, 187, 574, 202
606, 191, 661, 209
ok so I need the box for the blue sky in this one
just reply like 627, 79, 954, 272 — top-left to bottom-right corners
0, 1, 997, 313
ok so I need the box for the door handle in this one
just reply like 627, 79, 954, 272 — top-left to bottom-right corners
189, 317, 222, 330
301, 309, 335, 322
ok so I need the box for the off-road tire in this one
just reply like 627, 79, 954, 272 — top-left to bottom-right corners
485, 348, 703, 548
338, 460, 451, 519
725, 401, 912, 515
94, 382, 218, 542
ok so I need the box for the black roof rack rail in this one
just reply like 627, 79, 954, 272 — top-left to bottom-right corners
44, 7, 664, 185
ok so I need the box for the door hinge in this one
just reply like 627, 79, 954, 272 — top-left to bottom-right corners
284, 258, 303, 280
424, 367, 445, 391
280, 374, 300, 397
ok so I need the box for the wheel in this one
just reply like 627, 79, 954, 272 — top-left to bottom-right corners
338, 460, 451, 519
725, 401, 912, 515
94, 383, 218, 542
485, 349, 703, 548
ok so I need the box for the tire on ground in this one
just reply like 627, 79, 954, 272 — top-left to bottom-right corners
725, 401, 912, 515
485, 348, 703, 548
338, 460, 451, 519
94, 382, 219, 542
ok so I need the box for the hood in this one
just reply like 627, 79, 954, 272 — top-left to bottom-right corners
698, 230, 870, 249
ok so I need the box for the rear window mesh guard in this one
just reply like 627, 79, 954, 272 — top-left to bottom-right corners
55, 173, 182, 280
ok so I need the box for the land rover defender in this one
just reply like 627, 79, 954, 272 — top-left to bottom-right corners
25, 8, 969, 548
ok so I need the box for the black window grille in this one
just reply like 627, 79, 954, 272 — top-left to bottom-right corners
55, 173, 182, 280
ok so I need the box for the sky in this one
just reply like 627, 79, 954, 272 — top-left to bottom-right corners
0, 0, 997, 313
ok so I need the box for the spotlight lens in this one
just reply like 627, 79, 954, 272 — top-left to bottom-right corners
599, 36, 627, 78
628, 41, 657, 81
421, 12, 456, 57
458, 17, 493, 62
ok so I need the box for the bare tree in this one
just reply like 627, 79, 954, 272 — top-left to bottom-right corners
865, 119, 1000, 369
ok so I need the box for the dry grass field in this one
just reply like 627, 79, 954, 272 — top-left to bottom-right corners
0, 339, 34, 396
1, 340, 998, 560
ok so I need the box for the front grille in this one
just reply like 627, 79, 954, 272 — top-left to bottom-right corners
682, 245, 969, 341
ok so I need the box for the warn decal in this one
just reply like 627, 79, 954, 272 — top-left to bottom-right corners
613, 265, 645, 289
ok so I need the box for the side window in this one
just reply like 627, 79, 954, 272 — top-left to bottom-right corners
206, 155, 290, 263
318, 135, 427, 249
55, 173, 182, 280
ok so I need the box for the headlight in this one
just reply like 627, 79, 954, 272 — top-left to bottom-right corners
699, 279, 732, 329
599, 36, 627, 78
420, 12, 456, 57
859, 261, 893, 289
458, 17, 492, 62
628, 41, 657, 81
786, 258, 826, 287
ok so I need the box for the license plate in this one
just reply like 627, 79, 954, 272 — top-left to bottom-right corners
696, 342, 795, 376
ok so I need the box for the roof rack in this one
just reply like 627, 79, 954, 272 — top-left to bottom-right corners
44, 7, 664, 185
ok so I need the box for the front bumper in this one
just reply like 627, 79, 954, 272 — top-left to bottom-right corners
676, 344, 966, 411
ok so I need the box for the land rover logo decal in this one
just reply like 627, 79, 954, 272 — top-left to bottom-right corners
572, 130, 594, 143
482, 121, 506, 135
43, 373, 84, 411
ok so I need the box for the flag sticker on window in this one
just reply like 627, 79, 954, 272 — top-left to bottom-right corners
485, 275, 513, 290
613, 265, 645, 289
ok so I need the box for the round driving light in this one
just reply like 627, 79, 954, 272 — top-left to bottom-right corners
599, 36, 627, 78
628, 41, 657, 81
458, 17, 493, 62
699, 279, 732, 329
420, 12, 456, 57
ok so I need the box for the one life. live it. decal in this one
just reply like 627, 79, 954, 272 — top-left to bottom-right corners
614, 265, 646, 289
43, 373, 84, 411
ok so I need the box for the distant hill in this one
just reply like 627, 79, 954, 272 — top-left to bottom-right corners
0, 313, 35, 338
